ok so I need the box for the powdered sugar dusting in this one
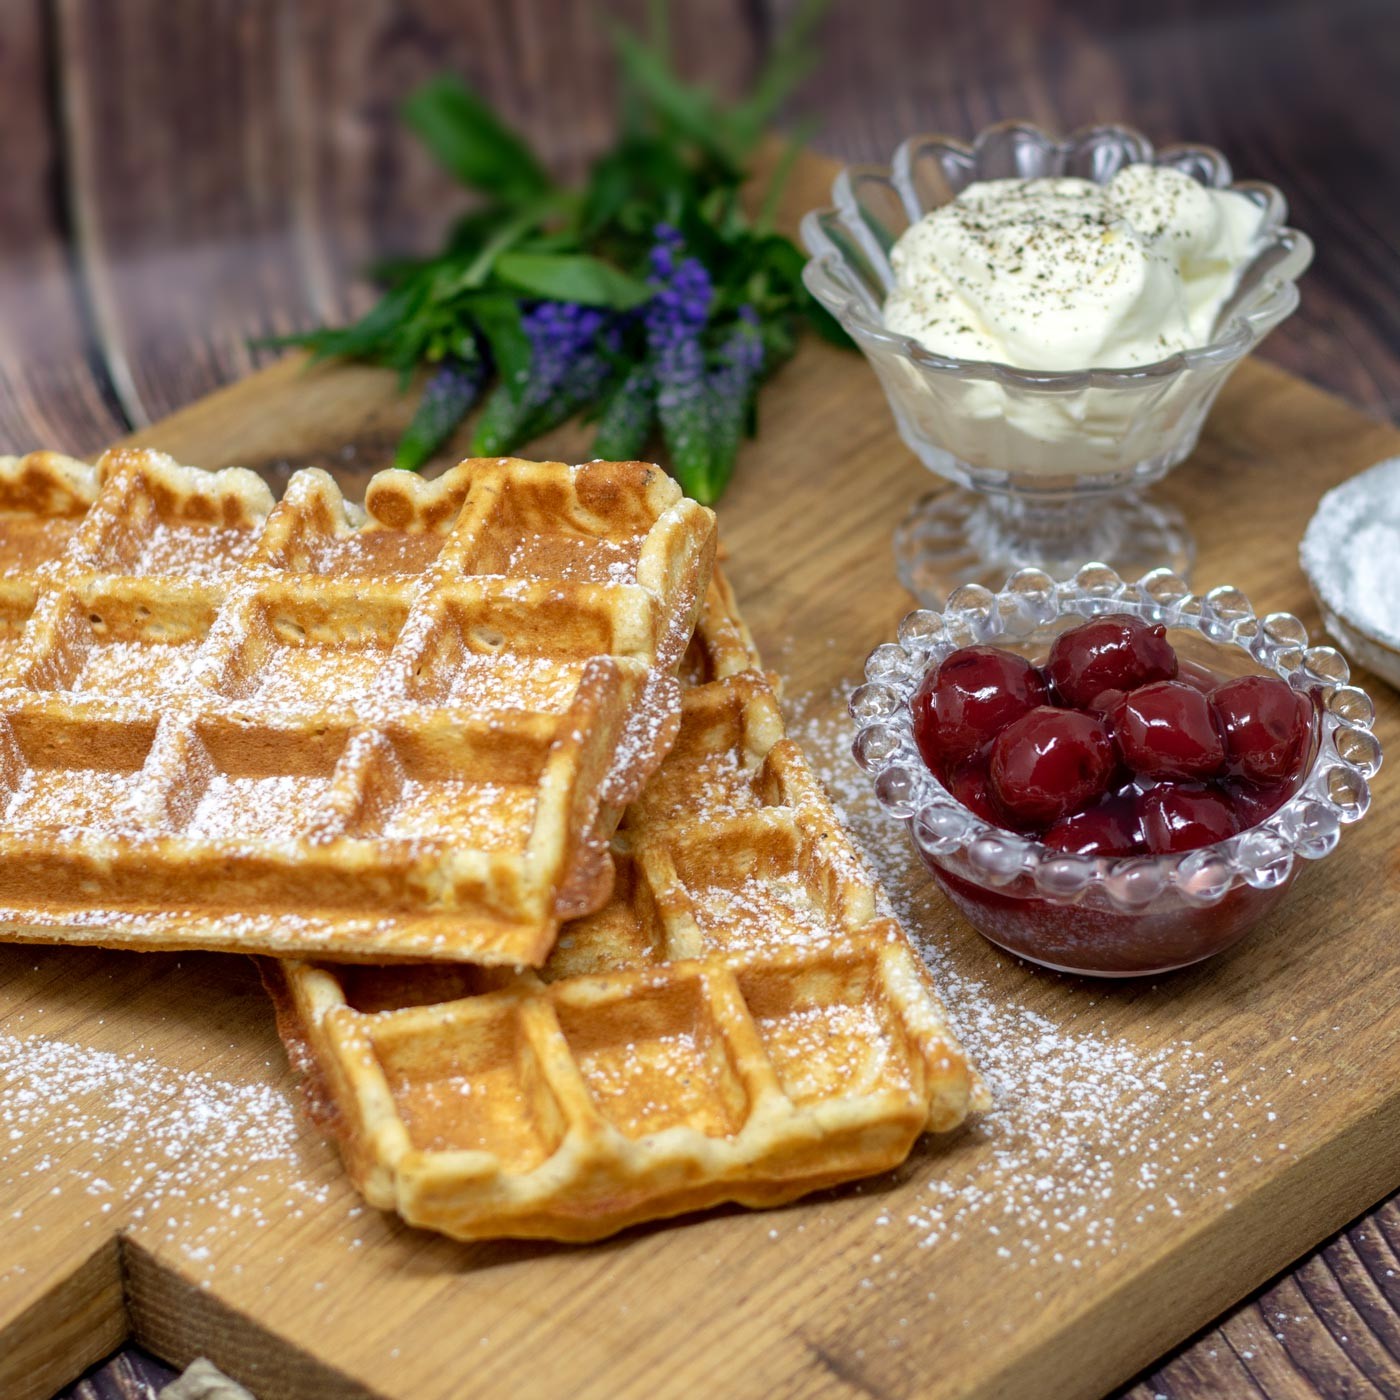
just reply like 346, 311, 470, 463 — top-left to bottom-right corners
444, 654, 582, 712
690, 875, 834, 951
384, 779, 536, 847
246, 642, 391, 710
572, 1028, 739, 1137
757, 1000, 897, 1104
76, 638, 201, 695
786, 687, 1293, 1268
0, 1018, 362, 1279
1300, 454, 1400, 648
133, 522, 257, 579
503, 533, 642, 584
8, 766, 146, 830
185, 772, 330, 839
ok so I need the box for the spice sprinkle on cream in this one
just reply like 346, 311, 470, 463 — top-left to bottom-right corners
884, 165, 1268, 370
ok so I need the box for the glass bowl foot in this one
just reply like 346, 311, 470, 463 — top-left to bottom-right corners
893, 487, 1195, 606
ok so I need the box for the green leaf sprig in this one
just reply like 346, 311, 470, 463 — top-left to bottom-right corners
263, 0, 848, 502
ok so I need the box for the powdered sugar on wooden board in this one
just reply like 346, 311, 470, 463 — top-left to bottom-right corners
0, 688, 1322, 1295
785, 688, 1312, 1272
0, 990, 368, 1283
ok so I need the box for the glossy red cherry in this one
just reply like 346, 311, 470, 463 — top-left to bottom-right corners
944, 753, 1005, 827
1082, 686, 1128, 716
989, 706, 1116, 827
1043, 794, 1142, 856
1112, 681, 1226, 781
1175, 658, 1220, 694
911, 646, 1048, 773
1140, 784, 1240, 853
1212, 674, 1315, 784
1046, 613, 1178, 708
1223, 776, 1296, 829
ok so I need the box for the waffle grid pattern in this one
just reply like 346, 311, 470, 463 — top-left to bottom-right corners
268, 575, 986, 1241
0, 449, 715, 964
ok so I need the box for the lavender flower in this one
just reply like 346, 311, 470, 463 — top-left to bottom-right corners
591, 363, 655, 460
704, 307, 764, 486
466, 231, 766, 489
645, 231, 713, 491
644, 224, 763, 503
521, 301, 608, 396
393, 351, 487, 472
471, 300, 619, 455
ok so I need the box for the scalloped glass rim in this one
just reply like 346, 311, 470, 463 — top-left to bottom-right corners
800, 121, 1314, 388
849, 564, 1382, 911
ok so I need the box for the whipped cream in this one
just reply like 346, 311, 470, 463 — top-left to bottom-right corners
884, 165, 1268, 370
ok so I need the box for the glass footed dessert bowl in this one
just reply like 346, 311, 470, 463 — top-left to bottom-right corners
801, 122, 1313, 604
850, 565, 1382, 978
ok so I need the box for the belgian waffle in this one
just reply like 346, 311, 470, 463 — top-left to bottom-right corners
0, 448, 715, 965
264, 572, 987, 1242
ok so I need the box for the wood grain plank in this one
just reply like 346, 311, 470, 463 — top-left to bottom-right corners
1124, 1197, 1400, 1398
54, 0, 324, 427
0, 0, 127, 454
56, 0, 762, 426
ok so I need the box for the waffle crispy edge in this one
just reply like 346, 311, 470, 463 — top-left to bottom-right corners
0, 449, 715, 965
265, 570, 987, 1242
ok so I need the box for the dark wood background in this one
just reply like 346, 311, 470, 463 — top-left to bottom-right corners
1, 1, 1394, 1396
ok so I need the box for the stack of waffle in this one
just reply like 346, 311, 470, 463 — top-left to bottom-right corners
0, 447, 984, 1241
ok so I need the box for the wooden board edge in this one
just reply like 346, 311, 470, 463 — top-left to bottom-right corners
114, 351, 422, 474
105, 342, 1394, 481
122, 1236, 382, 1400
0, 1238, 126, 1400
23, 242, 1391, 1400
984, 1075, 1400, 1400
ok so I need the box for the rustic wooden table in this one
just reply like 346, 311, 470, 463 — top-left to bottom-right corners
1, 1, 1394, 1396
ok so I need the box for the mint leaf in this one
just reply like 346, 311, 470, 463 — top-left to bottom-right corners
493, 252, 652, 309
403, 77, 552, 203
469, 381, 532, 456
610, 25, 739, 172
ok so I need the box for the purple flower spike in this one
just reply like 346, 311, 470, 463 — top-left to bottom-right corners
471, 298, 621, 455
521, 301, 608, 399
645, 234, 713, 411
642, 224, 764, 501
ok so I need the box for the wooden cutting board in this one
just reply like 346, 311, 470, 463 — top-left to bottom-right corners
3, 151, 1399, 1400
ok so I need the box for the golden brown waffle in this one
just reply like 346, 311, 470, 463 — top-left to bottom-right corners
264, 572, 987, 1242
0, 448, 715, 965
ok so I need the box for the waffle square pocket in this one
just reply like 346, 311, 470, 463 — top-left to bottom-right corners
266, 572, 987, 1241
0, 449, 715, 965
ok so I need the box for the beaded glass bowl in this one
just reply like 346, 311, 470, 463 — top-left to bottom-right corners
850, 565, 1382, 977
801, 122, 1313, 604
